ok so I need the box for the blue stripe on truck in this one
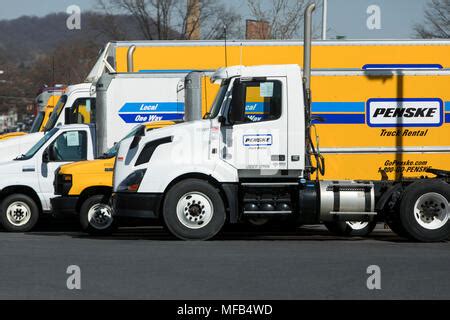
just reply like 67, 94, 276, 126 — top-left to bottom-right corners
362, 64, 443, 70
119, 113, 184, 123
119, 102, 183, 113
312, 102, 365, 113
312, 113, 365, 124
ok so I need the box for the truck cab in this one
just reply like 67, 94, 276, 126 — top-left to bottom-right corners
0, 124, 95, 232
0, 83, 95, 162
52, 121, 176, 235
112, 64, 306, 239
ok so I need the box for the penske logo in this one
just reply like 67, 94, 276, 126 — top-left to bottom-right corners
243, 134, 273, 146
367, 98, 443, 127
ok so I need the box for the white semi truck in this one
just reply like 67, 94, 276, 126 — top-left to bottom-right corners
111, 3, 450, 242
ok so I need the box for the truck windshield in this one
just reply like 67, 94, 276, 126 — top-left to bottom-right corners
100, 124, 145, 159
29, 111, 45, 133
15, 128, 59, 161
203, 80, 229, 119
44, 95, 67, 131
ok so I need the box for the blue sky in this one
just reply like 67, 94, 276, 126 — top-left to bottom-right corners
0, 0, 431, 39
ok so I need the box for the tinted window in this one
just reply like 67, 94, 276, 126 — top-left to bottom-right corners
51, 131, 87, 161
229, 80, 282, 124
70, 98, 96, 124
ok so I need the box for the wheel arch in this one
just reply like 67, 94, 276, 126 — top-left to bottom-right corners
161, 172, 239, 223
376, 179, 450, 214
0, 185, 43, 213
76, 186, 112, 213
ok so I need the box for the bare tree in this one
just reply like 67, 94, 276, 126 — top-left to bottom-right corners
97, 0, 242, 40
415, 0, 450, 38
246, 0, 310, 39
90, 1, 129, 40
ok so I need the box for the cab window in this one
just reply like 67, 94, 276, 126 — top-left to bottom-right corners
229, 80, 282, 124
50, 131, 87, 161
70, 98, 96, 124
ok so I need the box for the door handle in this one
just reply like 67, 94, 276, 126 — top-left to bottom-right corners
271, 155, 286, 161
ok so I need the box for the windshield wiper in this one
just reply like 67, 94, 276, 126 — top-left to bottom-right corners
14, 154, 27, 161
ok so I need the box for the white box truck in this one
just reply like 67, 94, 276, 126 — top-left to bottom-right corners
0, 73, 196, 232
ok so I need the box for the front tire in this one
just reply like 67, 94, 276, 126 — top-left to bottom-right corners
163, 179, 226, 240
324, 221, 377, 237
80, 195, 116, 236
399, 181, 450, 242
0, 194, 39, 232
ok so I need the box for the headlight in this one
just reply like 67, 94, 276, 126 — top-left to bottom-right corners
54, 173, 72, 195
117, 169, 147, 193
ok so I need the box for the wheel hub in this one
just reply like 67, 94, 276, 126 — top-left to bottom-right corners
88, 204, 113, 230
6, 202, 31, 227
414, 192, 449, 230
176, 192, 213, 229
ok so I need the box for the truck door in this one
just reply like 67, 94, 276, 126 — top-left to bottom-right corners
38, 130, 90, 209
221, 78, 288, 173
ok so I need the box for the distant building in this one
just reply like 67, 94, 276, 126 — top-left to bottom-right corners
186, 0, 201, 40
0, 109, 18, 132
246, 20, 272, 40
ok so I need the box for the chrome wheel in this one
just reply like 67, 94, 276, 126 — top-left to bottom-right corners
346, 221, 369, 230
176, 192, 213, 229
6, 201, 32, 227
414, 192, 449, 230
87, 203, 113, 230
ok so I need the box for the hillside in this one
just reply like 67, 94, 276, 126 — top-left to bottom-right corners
0, 12, 146, 65
0, 11, 164, 115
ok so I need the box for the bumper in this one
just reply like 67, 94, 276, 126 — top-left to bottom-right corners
112, 192, 163, 219
50, 196, 79, 216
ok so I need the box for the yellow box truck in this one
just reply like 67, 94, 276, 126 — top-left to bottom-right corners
107, 40, 450, 72
53, 121, 176, 234
109, 4, 450, 242
51, 38, 450, 236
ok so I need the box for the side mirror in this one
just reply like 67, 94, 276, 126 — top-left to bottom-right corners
218, 116, 226, 125
64, 108, 78, 125
42, 149, 50, 163
43, 145, 57, 162
64, 108, 71, 124
130, 126, 146, 149
228, 80, 245, 125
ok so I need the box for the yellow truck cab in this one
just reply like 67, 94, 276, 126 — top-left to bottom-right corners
52, 121, 176, 234
0, 132, 27, 140
0, 89, 64, 141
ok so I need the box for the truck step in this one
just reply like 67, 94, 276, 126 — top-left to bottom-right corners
243, 211, 292, 215
330, 211, 377, 215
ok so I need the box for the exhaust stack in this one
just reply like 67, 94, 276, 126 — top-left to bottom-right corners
303, 2, 316, 104
127, 45, 136, 72
184, 72, 203, 122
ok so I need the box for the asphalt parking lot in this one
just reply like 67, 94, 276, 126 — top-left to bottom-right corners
0, 224, 449, 300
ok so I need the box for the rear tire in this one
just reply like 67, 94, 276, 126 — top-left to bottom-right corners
324, 221, 377, 237
399, 181, 450, 242
163, 179, 226, 240
0, 194, 39, 232
80, 195, 116, 236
